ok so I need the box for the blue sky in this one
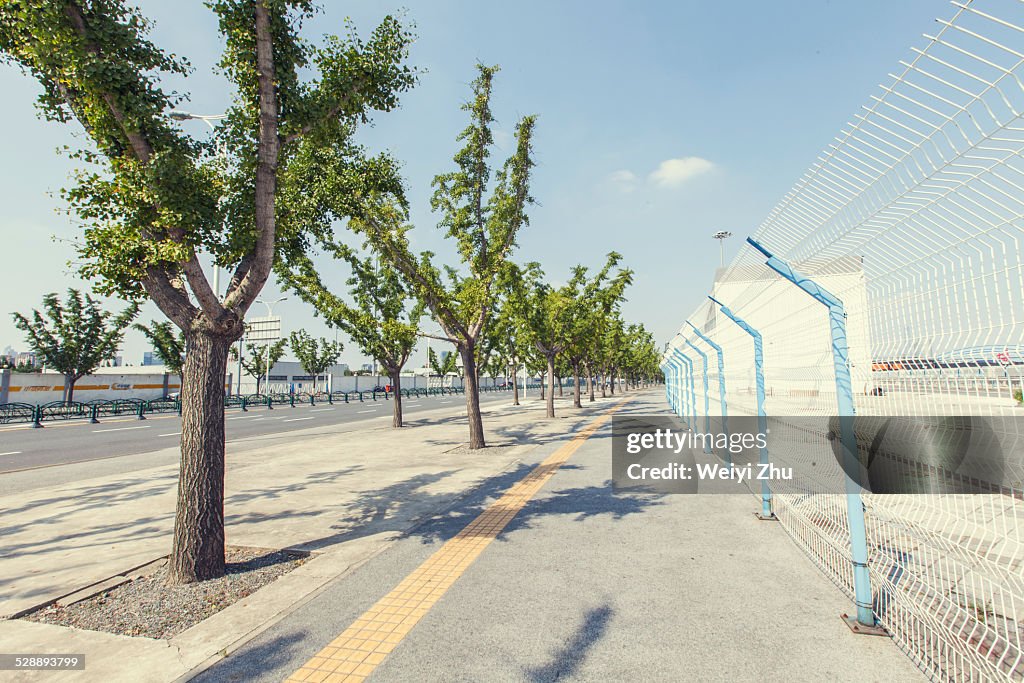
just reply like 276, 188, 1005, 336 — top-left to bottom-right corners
0, 0, 945, 368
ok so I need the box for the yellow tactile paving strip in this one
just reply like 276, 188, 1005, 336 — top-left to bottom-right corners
284, 399, 629, 683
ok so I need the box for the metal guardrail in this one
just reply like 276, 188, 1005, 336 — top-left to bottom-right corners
0, 383, 510, 427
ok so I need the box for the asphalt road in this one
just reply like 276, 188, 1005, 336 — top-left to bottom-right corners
0, 391, 514, 475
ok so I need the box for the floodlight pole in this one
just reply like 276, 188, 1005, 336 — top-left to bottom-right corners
708, 295, 771, 517
686, 320, 728, 462
169, 110, 228, 298
712, 230, 733, 268
746, 236, 877, 630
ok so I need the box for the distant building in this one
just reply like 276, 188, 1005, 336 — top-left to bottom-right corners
361, 363, 374, 373
14, 352, 36, 367
142, 351, 159, 366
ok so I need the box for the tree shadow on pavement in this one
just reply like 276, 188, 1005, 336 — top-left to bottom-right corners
395, 469, 663, 546
525, 604, 614, 683
226, 466, 363, 505
294, 469, 463, 551
190, 629, 310, 683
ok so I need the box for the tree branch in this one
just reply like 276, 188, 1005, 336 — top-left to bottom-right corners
281, 89, 362, 145
222, 0, 280, 317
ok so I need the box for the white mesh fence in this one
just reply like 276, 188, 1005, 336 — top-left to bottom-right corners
665, 2, 1024, 680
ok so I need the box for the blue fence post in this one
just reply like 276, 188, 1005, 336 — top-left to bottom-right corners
667, 357, 682, 415
667, 352, 685, 417
709, 296, 769, 510
684, 338, 711, 452
687, 320, 728, 453
671, 349, 696, 428
660, 362, 672, 409
684, 354, 696, 429
746, 236, 877, 631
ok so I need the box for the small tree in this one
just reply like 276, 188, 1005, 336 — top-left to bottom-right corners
232, 340, 286, 394
508, 262, 569, 418
350, 64, 537, 448
279, 228, 421, 427
12, 289, 138, 402
134, 321, 185, 376
288, 330, 342, 394
562, 254, 632, 408
428, 347, 458, 387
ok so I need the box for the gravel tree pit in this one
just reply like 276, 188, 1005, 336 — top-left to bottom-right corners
22, 546, 309, 639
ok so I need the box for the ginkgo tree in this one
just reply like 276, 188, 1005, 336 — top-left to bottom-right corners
13, 289, 139, 402
0, 1, 416, 583
288, 330, 342, 394
509, 261, 571, 418
347, 64, 537, 449
279, 220, 422, 428
428, 347, 458, 384
560, 253, 632, 409
232, 340, 287, 394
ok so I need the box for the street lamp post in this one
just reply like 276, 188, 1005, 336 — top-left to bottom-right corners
255, 297, 287, 395
712, 230, 733, 268
169, 110, 228, 298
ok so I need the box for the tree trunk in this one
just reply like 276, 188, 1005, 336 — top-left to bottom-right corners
601, 371, 607, 398
587, 362, 596, 402
168, 330, 232, 584
557, 375, 563, 397
540, 375, 545, 400
546, 354, 556, 418
572, 363, 582, 408
64, 374, 76, 403
390, 369, 403, 428
512, 364, 520, 406
609, 369, 616, 395
459, 344, 485, 449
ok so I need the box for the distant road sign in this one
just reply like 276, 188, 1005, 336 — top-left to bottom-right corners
245, 316, 281, 345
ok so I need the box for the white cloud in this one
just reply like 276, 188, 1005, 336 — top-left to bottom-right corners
607, 169, 638, 192
492, 129, 513, 150
647, 156, 715, 188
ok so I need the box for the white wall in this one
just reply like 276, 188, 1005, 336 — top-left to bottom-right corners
1, 370, 187, 405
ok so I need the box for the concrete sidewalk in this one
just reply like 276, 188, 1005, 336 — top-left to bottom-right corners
193, 393, 923, 683
0, 390, 633, 682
